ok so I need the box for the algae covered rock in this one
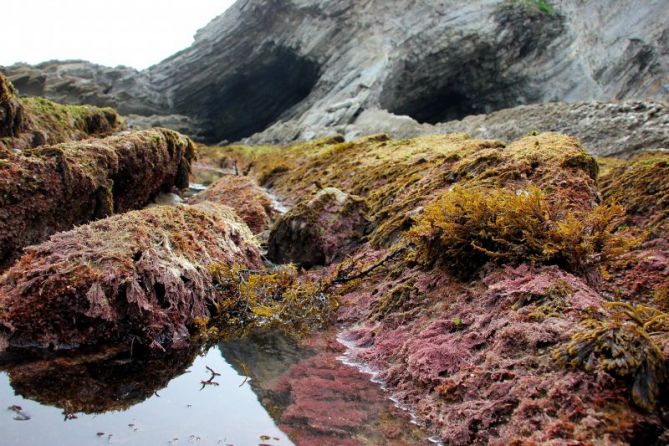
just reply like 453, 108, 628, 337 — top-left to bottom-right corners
0, 73, 27, 138
246, 132, 600, 246
600, 151, 669, 234
0, 128, 195, 266
0, 72, 123, 151
187, 175, 275, 234
268, 187, 369, 267
0, 202, 262, 352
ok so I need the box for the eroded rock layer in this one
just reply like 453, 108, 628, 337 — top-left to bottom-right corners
0, 128, 195, 265
0, 203, 262, 352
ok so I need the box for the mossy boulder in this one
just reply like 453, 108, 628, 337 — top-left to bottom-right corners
187, 175, 275, 233
0, 73, 27, 138
0, 73, 123, 151
0, 203, 262, 352
268, 187, 369, 267
0, 128, 195, 266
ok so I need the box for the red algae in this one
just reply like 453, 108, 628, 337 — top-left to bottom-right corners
204, 132, 668, 443
187, 174, 275, 233
0, 128, 195, 265
0, 203, 262, 352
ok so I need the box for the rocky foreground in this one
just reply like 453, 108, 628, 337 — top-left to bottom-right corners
1, 69, 669, 444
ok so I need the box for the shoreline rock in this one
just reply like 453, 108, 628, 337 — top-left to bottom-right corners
187, 175, 275, 234
0, 127, 195, 266
0, 203, 262, 352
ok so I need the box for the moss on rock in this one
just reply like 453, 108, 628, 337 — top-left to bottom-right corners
0, 74, 28, 140
208, 133, 599, 247
0, 128, 195, 266
187, 175, 275, 234
0, 73, 124, 151
600, 152, 669, 235
0, 203, 262, 352
267, 187, 370, 267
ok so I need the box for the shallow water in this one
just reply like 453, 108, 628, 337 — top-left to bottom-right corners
0, 331, 431, 446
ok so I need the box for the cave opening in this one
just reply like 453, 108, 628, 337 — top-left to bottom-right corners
196, 46, 320, 143
379, 44, 524, 125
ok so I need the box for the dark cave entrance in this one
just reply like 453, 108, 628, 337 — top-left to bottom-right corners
390, 88, 490, 125
379, 43, 524, 125
197, 46, 320, 143
379, 3, 564, 125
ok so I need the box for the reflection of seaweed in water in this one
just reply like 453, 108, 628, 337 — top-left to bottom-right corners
219, 330, 431, 445
2, 346, 199, 415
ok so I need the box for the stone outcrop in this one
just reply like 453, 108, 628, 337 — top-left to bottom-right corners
0, 73, 123, 152
0, 128, 195, 265
0, 203, 262, 352
3, 0, 668, 146
196, 132, 669, 443
187, 175, 275, 233
342, 101, 669, 158
267, 187, 369, 267
1, 61, 159, 116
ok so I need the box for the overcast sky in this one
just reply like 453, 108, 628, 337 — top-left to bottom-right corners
2, 0, 235, 70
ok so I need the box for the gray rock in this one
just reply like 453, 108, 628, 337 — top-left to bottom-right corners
125, 114, 207, 141
1, 61, 161, 115
339, 101, 669, 158
2, 0, 668, 146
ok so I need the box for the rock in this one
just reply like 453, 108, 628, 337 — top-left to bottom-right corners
338, 263, 665, 445
268, 187, 369, 267
1, 61, 160, 115
244, 132, 599, 247
3, 1, 668, 145
124, 113, 207, 142
600, 151, 669, 232
187, 175, 275, 234
0, 128, 195, 266
342, 102, 669, 158
0, 73, 27, 138
0, 73, 124, 152
0, 203, 262, 352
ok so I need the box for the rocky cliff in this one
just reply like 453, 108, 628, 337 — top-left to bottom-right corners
3, 0, 669, 149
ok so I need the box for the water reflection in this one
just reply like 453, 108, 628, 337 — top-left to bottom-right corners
220, 331, 429, 445
1, 331, 430, 445
1, 345, 293, 446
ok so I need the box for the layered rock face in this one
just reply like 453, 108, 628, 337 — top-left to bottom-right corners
3, 0, 668, 147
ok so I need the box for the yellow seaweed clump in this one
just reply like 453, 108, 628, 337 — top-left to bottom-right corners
200, 263, 339, 338
407, 184, 633, 277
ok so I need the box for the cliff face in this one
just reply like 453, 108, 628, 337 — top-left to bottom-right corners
3, 0, 669, 145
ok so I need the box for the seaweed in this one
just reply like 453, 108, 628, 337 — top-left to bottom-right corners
187, 175, 275, 233
600, 152, 669, 235
0, 203, 262, 351
0, 73, 123, 151
407, 184, 632, 277
196, 263, 339, 338
554, 302, 669, 410
0, 128, 195, 265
